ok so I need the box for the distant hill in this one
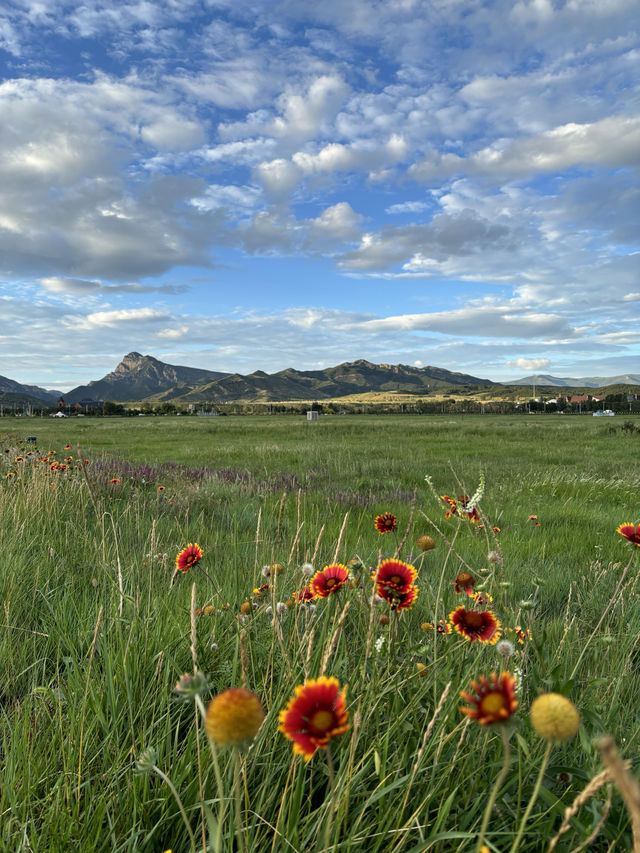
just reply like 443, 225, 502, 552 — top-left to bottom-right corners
163, 359, 495, 404
511, 373, 640, 388
0, 374, 61, 402
65, 352, 230, 404
64, 355, 495, 403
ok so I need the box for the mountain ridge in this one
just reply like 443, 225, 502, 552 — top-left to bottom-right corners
3, 356, 639, 404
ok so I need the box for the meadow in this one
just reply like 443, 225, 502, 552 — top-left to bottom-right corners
1, 413, 639, 853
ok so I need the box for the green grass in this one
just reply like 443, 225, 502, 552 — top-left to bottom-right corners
0, 414, 638, 852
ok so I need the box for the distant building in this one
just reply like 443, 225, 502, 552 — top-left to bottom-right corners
307, 410, 319, 421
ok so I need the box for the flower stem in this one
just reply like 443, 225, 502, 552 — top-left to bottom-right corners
475, 726, 512, 853
509, 740, 553, 853
151, 764, 197, 853
195, 695, 226, 853
233, 748, 248, 853
322, 746, 337, 852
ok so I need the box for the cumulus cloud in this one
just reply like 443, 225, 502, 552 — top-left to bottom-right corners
505, 357, 552, 370
410, 114, 640, 182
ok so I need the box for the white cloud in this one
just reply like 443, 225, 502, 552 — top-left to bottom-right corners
71, 307, 171, 328
505, 357, 552, 370
410, 114, 640, 182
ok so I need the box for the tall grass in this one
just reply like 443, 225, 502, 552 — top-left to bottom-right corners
0, 416, 638, 851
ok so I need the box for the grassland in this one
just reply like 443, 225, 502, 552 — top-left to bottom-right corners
0, 414, 638, 853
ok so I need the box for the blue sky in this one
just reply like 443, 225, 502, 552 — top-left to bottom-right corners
1, 0, 638, 391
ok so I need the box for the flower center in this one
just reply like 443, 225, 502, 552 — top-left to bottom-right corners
464, 611, 484, 629
389, 575, 402, 585
309, 709, 335, 734
480, 691, 508, 716
326, 578, 337, 588
457, 573, 473, 587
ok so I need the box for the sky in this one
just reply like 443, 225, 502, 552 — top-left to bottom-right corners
1, 0, 639, 392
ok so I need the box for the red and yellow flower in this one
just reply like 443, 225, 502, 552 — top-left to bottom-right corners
450, 606, 501, 644
292, 586, 314, 604
617, 522, 640, 547
279, 676, 349, 761
514, 625, 532, 644
460, 671, 517, 725
175, 542, 204, 573
374, 512, 397, 534
441, 495, 480, 523
373, 559, 417, 592
310, 564, 349, 598
453, 572, 476, 596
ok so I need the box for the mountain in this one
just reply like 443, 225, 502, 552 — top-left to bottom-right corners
154, 359, 495, 403
65, 352, 230, 403
62, 355, 494, 403
0, 374, 62, 402
511, 373, 640, 387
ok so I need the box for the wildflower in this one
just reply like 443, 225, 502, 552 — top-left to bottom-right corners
205, 687, 265, 746
460, 672, 518, 725
175, 543, 204, 573
240, 601, 252, 615
64, 445, 71, 449
279, 676, 349, 761
435, 619, 452, 634
416, 535, 436, 552
442, 495, 480, 522
270, 562, 285, 575
275, 602, 288, 615
473, 590, 493, 606
379, 614, 390, 625
441, 495, 458, 518
514, 625, 532, 644
373, 559, 417, 592
292, 587, 314, 604
450, 606, 501, 644
310, 564, 349, 598
375, 636, 387, 653
530, 693, 579, 741
14, 456, 24, 462
416, 662, 428, 677
528, 515, 540, 526
110, 478, 121, 484
375, 512, 397, 534
376, 583, 419, 611
253, 583, 269, 597
157, 485, 165, 491
453, 572, 476, 596
301, 562, 315, 577
616, 522, 640, 547
487, 550, 500, 564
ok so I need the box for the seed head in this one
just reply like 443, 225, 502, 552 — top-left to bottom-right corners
530, 693, 579, 741
417, 535, 436, 552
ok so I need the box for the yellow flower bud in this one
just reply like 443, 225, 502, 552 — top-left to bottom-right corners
530, 693, 579, 741
205, 688, 265, 746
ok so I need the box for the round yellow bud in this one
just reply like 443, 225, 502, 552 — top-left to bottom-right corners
239, 601, 252, 614
270, 562, 285, 575
530, 693, 579, 741
417, 535, 436, 552
205, 687, 265, 746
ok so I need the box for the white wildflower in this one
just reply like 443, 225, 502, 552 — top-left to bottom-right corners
375, 635, 387, 654
301, 562, 315, 577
